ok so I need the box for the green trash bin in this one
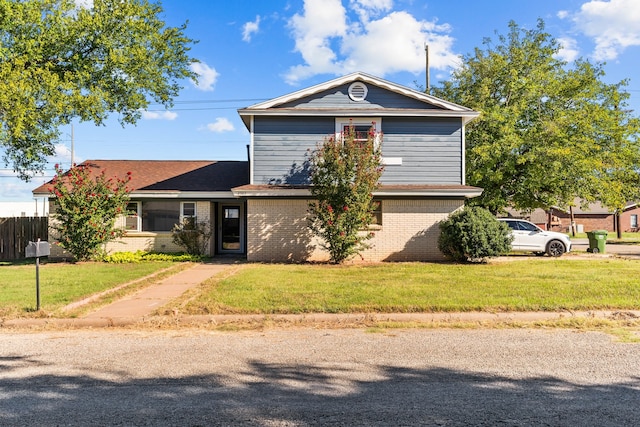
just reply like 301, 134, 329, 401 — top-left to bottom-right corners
586, 230, 608, 253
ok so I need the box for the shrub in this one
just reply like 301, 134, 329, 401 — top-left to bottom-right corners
438, 207, 512, 262
101, 250, 204, 263
171, 217, 212, 256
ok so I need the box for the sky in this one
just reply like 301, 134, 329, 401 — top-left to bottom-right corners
2, 0, 640, 202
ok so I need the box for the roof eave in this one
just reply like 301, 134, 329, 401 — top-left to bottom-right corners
232, 186, 483, 199
239, 108, 480, 129
33, 190, 239, 199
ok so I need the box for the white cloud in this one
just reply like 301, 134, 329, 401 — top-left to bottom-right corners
189, 62, 220, 91
557, 10, 569, 19
141, 110, 178, 120
572, 0, 640, 60
286, 0, 348, 83
350, 0, 393, 22
285, 0, 457, 85
243, 15, 261, 42
206, 118, 235, 133
556, 37, 580, 62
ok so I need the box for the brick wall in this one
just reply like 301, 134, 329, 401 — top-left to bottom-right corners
49, 200, 214, 258
107, 200, 213, 255
246, 198, 464, 262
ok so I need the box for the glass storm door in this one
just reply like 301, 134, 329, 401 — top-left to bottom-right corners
218, 204, 244, 254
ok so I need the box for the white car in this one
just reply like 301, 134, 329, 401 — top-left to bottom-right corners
498, 218, 571, 257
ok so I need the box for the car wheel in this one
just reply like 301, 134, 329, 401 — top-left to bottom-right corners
546, 240, 565, 257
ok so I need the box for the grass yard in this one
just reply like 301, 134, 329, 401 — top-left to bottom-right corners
176, 259, 640, 315
0, 260, 177, 317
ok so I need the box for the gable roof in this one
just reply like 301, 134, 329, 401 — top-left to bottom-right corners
238, 71, 479, 129
33, 160, 249, 198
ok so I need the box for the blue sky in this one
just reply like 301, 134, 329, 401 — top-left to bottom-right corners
2, 0, 640, 202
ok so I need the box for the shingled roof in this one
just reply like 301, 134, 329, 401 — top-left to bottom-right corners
33, 160, 249, 196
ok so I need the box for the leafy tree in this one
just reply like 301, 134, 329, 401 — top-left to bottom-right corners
308, 124, 384, 264
438, 207, 512, 263
434, 19, 640, 215
50, 164, 132, 261
0, 0, 197, 179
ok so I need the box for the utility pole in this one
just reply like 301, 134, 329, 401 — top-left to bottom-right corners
71, 124, 75, 167
425, 44, 430, 94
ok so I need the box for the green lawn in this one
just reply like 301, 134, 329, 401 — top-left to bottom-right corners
176, 259, 640, 315
0, 260, 175, 316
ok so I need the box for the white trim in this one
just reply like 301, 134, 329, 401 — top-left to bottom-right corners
180, 201, 197, 223
125, 201, 141, 232
249, 115, 255, 185
348, 82, 368, 101
232, 187, 483, 199
334, 117, 382, 143
461, 123, 466, 186
128, 191, 237, 199
244, 72, 474, 112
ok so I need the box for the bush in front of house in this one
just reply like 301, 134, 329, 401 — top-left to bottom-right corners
171, 217, 212, 256
50, 164, 132, 262
101, 250, 204, 263
438, 207, 512, 262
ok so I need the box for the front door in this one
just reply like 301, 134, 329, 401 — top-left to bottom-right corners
218, 204, 244, 254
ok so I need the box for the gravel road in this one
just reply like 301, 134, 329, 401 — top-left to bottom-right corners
1, 328, 639, 426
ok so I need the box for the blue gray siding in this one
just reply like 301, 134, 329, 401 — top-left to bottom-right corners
278, 83, 442, 110
253, 117, 334, 185
252, 116, 463, 186
380, 117, 462, 185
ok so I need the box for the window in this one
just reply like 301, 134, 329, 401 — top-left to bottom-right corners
335, 117, 402, 166
370, 199, 382, 226
125, 202, 141, 231
181, 202, 197, 224
631, 214, 638, 229
335, 118, 381, 147
141, 201, 180, 232
124, 201, 183, 232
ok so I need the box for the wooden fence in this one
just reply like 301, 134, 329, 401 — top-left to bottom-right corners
0, 217, 49, 261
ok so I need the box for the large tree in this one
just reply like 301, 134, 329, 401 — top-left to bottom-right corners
434, 19, 640, 214
0, 0, 197, 179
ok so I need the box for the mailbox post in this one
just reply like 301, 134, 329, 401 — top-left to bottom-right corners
25, 239, 50, 311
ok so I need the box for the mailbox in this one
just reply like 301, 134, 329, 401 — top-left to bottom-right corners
25, 241, 50, 258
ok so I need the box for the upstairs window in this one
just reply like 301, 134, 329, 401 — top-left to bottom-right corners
335, 118, 381, 148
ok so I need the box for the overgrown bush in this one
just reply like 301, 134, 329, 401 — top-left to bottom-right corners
438, 207, 512, 262
49, 164, 131, 261
171, 217, 212, 256
308, 123, 384, 263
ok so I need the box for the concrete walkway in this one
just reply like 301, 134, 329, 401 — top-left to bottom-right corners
81, 260, 236, 323
2, 260, 239, 328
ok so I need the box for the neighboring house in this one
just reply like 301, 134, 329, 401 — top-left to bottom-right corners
34, 72, 482, 261
0, 201, 48, 217
507, 201, 640, 234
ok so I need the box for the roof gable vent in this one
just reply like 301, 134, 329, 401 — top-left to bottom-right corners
348, 82, 368, 102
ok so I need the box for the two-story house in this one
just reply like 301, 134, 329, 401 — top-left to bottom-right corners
34, 72, 481, 262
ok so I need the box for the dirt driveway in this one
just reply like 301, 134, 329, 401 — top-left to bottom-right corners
2, 328, 639, 426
